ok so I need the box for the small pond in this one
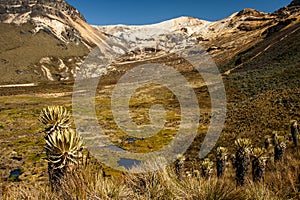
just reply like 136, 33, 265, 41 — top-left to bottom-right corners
107, 145, 125, 152
118, 158, 142, 170
8, 169, 22, 182
126, 138, 136, 143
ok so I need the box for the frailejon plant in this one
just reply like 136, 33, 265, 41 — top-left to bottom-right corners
39, 106, 71, 134
45, 128, 83, 190
201, 158, 213, 180
174, 154, 185, 180
216, 147, 227, 178
235, 138, 252, 186
274, 136, 286, 162
264, 136, 272, 150
251, 147, 267, 182
272, 131, 278, 146
39, 106, 83, 192
290, 120, 299, 147
229, 154, 236, 169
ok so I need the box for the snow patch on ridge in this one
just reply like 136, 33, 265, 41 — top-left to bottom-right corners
3, 12, 32, 25
32, 16, 68, 41
96, 16, 212, 38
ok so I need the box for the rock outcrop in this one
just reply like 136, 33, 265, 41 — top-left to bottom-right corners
0, 0, 299, 83
288, 0, 300, 7
0, 0, 107, 83
0, 0, 104, 45
0, 0, 85, 22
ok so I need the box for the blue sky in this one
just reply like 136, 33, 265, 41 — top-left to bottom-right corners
66, 0, 292, 25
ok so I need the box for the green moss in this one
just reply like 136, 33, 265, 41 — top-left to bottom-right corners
26, 153, 46, 163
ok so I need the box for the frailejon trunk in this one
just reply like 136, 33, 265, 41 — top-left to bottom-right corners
252, 158, 265, 182
291, 122, 299, 147
235, 150, 250, 186
274, 144, 286, 161
216, 157, 226, 178
175, 159, 183, 180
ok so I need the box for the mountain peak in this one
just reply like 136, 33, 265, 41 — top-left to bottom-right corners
236, 8, 266, 17
273, 0, 300, 18
288, 0, 300, 7
0, 0, 90, 43
0, 0, 107, 49
0, 0, 86, 23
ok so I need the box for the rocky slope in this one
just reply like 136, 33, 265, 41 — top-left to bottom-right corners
0, 0, 106, 45
95, 5, 300, 66
0, 0, 107, 83
217, 12, 300, 152
185, 0, 300, 163
0, 0, 299, 83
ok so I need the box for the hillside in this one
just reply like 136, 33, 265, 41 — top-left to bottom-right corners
0, 0, 299, 84
0, 0, 106, 84
0, 0, 300, 199
220, 13, 300, 147
95, 7, 296, 67
184, 2, 300, 160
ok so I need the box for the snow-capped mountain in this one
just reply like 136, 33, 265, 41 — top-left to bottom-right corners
95, 9, 274, 42
94, 8, 280, 65
96, 16, 211, 38
0, 0, 299, 83
0, 0, 106, 48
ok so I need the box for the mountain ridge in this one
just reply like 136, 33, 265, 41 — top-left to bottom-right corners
95, 6, 297, 66
0, 0, 299, 83
0, 0, 111, 83
0, 0, 108, 46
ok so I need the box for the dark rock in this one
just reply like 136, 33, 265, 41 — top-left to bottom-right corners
288, 0, 300, 7
207, 46, 221, 52
236, 8, 266, 18
262, 18, 296, 37
197, 36, 209, 42
273, 1, 300, 18
15, 70, 24, 74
